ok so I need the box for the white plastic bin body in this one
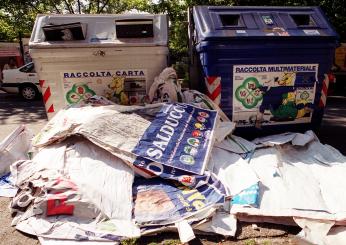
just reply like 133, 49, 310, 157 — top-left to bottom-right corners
29, 14, 169, 119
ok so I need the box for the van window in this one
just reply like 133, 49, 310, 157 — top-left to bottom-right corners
19, 63, 35, 73
291, 14, 315, 26
220, 14, 240, 26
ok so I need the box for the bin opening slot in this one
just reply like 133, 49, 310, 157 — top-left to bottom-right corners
220, 14, 240, 26
116, 19, 154, 38
290, 14, 315, 26
42, 22, 85, 41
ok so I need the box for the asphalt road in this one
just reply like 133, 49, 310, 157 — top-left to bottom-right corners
0, 91, 47, 140
0, 91, 44, 245
0, 90, 345, 244
318, 96, 346, 155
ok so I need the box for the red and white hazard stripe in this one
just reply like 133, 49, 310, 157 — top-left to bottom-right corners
319, 74, 329, 108
39, 80, 55, 114
205, 76, 221, 105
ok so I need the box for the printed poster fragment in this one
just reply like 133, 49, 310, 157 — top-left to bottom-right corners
61, 69, 147, 105
133, 156, 227, 195
233, 64, 318, 127
133, 177, 224, 225
132, 103, 218, 175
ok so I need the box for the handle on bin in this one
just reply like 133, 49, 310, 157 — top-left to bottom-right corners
93, 50, 106, 57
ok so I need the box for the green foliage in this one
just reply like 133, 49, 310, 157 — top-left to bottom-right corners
0, 14, 17, 41
162, 239, 181, 245
0, 0, 151, 41
244, 239, 257, 245
148, 0, 236, 61
121, 237, 139, 245
0, 1, 37, 41
121, 238, 180, 245
262, 240, 271, 245
0, 0, 345, 55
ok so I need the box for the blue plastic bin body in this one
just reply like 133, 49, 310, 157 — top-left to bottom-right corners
191, 6, 338, 136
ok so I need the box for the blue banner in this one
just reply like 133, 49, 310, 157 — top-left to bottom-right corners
133, 156, 227, 195
133, 177, 225, 225
132, 103, 218, 175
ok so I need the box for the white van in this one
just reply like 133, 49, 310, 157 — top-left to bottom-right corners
0, 62, 41, 100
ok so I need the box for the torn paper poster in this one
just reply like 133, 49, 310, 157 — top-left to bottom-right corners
324, 226, 346, 245
252, 130, 315, 147
0, 173, 17, 197
208, 147, 258, 197
64, 140, 134, 220
0, 125, 33, 176
16, 216, 139, 242
32, 105, 120, 147
294, 217, 335, 245
231, 184, 259, 207
38, 236, 118, 245
214, 121, 236, 143
210, 211, 237, 237
280, 141, 346, 219
133, 177, 225, 226
138, 202, 217, 236
183, 90, 230, 122
231, 135, 346, 224
131, 103, 218, 175
34, 103, 218, 175
215, 135, 256, 157
133, 156, 227, 196
231, 147, 330, 220
11, 138, 139, 241
194, 208, 237, 237
175, 220, 195, 243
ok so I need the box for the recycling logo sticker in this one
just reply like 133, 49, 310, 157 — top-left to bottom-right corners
300, 91, 310, 100
235, 77, 263, 109
66, 83, 96, 104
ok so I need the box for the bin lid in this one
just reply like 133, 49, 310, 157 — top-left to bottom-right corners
192, 6, 338, 41
29, 14, 168, 49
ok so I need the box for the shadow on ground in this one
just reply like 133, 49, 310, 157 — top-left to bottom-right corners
317, 96, 346, 155
0, 93, 47, 125
134, 222, 301, 245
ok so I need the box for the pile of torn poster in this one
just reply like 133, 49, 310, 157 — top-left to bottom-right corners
1, 70, 346, 245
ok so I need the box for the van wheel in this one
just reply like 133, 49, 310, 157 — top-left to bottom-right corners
20, 84, 38, 100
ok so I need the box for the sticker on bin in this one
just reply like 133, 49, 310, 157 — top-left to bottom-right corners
303, 30, 320, 36
262, 16, 274, 25
232, 64, 318, 128
236, 30, 247, 34
61, 69, 147, 106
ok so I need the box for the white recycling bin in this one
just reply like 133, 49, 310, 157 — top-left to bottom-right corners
29, 14, 169, 119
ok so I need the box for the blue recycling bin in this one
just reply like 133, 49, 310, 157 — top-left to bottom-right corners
190, 6, 338, 136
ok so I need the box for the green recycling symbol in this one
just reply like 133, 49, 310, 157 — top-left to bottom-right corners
300, 91, 310, 100
66, 83, 96, 104
235, 77, 263, 109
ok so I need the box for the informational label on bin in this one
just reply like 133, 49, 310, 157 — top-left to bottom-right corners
132, 103, 218, 175
232, 64, 318, 127
61, 69, 147, 105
